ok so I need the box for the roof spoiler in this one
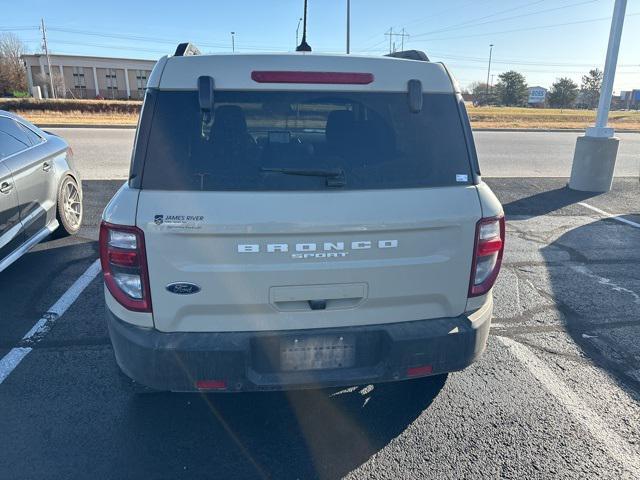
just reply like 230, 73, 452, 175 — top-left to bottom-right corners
385, 50, 429, 62
174, 43, 201, 57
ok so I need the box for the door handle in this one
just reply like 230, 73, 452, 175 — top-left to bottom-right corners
43, 161, 52, 172
0, 181, 13, 194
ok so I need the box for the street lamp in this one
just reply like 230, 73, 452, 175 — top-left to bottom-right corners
231, 31, 235, 52
568, 0, 627, 192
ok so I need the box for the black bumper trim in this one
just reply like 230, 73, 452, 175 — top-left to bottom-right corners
107, 306, 491, 392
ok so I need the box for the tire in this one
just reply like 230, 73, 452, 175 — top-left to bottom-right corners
55, 175, 83, 237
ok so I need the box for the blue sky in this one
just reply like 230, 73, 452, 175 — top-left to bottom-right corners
4, 0, 640, 92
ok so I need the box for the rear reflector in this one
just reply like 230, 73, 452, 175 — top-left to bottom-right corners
108, 250, 139, 267
407, 365, 433, 377
196, 380, 227, 390
251, 71, 374, 85
477, 237, 503, 257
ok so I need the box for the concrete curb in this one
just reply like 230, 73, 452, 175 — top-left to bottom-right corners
34, 124, 640, 134
473, 127, 640, 134
38, 124, 137, 129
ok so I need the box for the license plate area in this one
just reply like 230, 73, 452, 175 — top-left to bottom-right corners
280, 334, 356, 371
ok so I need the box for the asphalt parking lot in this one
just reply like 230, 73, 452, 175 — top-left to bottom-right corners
1, 130, 639, 479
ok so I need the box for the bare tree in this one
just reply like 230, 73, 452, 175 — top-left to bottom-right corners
0, 33, 28, 95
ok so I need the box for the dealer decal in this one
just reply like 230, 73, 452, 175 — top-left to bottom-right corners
153, 214, 205, 230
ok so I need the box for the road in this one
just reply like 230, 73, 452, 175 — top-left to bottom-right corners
51, 127, 640, 180
1, 129, 640, 479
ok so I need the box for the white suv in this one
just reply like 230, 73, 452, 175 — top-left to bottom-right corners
100, 46, 504, 392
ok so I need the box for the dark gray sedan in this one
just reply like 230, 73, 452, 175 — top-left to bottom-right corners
0, 111, 82, 272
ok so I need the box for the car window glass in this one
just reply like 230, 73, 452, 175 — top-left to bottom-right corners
17, 122, 43, 145
0, 117, 31, 159
142, 91, 472, 191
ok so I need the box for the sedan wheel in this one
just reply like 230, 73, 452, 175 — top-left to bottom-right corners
57, 176, 83, 236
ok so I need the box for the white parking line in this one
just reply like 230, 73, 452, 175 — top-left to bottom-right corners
0, 259, 101, 385
498, 336, 640, 477
571, 265, 640, 304
578, 202, 640, 229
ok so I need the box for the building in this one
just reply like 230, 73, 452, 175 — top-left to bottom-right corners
527, 86, 547, 107
22, 53, 157, 100
619, 90, 640, 109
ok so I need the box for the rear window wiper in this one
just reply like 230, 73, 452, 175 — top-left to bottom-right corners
260, 167, 346, 187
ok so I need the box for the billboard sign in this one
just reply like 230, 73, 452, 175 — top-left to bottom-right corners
528, 87, 547, 104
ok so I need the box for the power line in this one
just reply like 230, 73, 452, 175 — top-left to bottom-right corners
427, 50, 639, 68
410, 0, 599, 39
407, 12, 640, 43
400, 0, 494, 30
0, 26, 39, 31
46, 26, 291, 51
410, 0, 547, 39
444, 63, 640, 75
384, 28, 409, 53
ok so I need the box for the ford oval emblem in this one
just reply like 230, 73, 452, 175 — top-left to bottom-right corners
166, 282, 201, 295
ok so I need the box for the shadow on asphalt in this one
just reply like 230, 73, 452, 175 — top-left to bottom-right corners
541, 218, 640, 395
125, 375, 447, 479
0, 237, 98, 347
498, 183, 598, 218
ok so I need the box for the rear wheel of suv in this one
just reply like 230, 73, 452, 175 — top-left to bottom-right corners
55, 175, 83, 237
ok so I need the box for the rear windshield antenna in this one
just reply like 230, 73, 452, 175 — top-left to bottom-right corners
296, 0, 312, 52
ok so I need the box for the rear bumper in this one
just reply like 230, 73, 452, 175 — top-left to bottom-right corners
107, 298, 492, 392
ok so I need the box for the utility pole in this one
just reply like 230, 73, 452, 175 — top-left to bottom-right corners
346, 0, 351, 54
385, 28, 409, 54
485, 44, 494, 99
296, 17, 303, 46
40, 18, 56, 99
231, 32, 235, 52
569, 0, 627, 192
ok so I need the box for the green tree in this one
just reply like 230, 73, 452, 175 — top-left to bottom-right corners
547, 77, 578, 108
495, 71, 528, 106
469, 81, 494, 106
579, 68, 603, 109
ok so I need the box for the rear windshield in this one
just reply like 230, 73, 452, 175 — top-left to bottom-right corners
140, 90, 472, 191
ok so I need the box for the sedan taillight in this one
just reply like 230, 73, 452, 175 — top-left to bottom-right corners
99, 221, 152, 312
469, 216, 505, 297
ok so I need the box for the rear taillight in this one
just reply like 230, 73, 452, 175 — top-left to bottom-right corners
99, 221, 152, 312
469, 216, 505, 297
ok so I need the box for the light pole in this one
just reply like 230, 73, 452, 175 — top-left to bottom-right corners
231, 32, 235, 52
296, 17, 302, 46
569, 0, 627, 192
346, 0, 351, 54
485, 44, 494, 100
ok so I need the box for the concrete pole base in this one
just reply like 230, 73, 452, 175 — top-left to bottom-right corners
568, 135, 620, 192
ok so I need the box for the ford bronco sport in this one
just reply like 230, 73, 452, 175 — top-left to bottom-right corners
100, 45, 504, 392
